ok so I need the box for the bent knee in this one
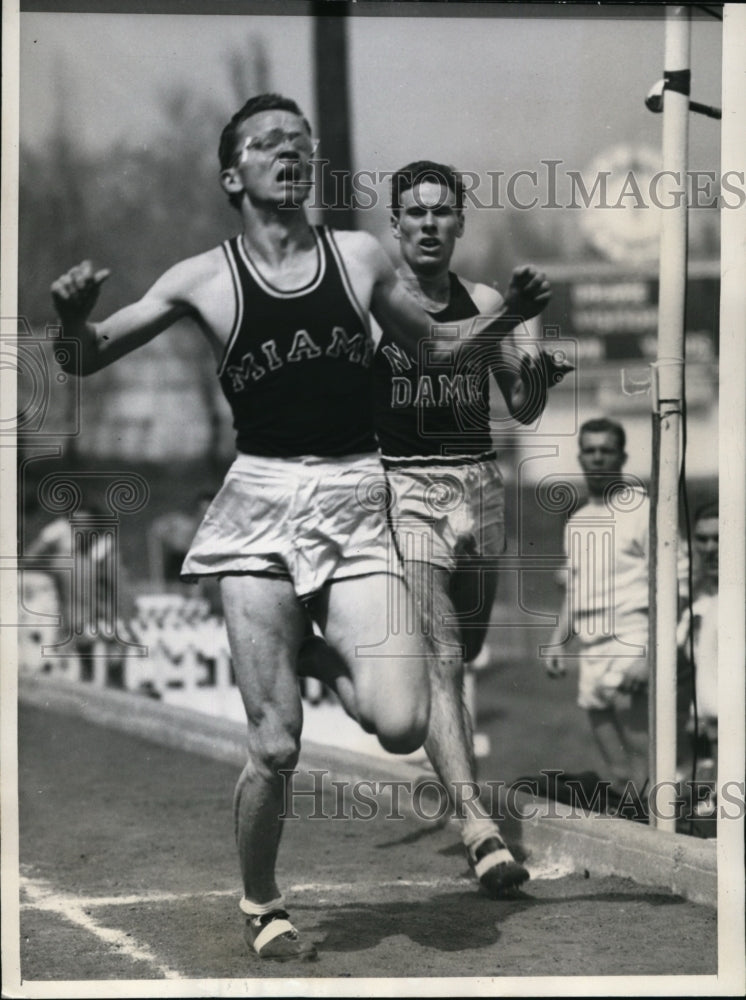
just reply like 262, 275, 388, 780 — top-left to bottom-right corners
354, 662, 429, 753
378, 722, 427, 756
371, 702, 429, 756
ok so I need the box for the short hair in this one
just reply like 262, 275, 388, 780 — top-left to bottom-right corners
391, 160, 464, 214
579, 417, 626, 452
694, 499, 718, 524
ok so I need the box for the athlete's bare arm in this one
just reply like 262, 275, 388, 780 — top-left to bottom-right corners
469, 278, 539, 422
467, 278, 528, 411
334, 230, 531, 355
333, 230, 437, 352
469, 268, 572, 425
51, 250, 230, 375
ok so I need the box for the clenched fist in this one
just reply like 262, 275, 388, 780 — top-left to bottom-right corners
503, 265, 552, 322
51, 260, 111, 324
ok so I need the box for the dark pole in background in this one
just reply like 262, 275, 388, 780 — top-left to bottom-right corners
313, 3, 356, 230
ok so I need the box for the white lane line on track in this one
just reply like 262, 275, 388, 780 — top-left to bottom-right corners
20, 876, 182, 980
20, 864, 574, 914
19, 878, 469, 911
21, 886, 238, 909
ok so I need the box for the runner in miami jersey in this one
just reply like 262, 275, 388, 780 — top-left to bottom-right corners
373, 271, 492, 459
219, 225, 376, 458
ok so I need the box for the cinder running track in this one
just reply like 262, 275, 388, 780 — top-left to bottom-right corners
16, 704, 716, 985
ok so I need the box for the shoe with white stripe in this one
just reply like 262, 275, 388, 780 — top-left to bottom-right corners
464, 831, 529, 897
244, 909, 318, 962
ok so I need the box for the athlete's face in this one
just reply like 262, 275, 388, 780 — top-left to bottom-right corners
578, 430, 627, 496
220, 109, 315, 208
693, 515, 718, 582
391, 181, 464, 276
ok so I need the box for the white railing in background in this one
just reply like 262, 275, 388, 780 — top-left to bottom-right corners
19, 574, 487, 759
18, 578, 329, 714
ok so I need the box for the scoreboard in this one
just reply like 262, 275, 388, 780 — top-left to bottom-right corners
539, 261, 719, 366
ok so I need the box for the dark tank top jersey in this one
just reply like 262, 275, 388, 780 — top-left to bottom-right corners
373, 272, 492, 458
218, 227, 377, 458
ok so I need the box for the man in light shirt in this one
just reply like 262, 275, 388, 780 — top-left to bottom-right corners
547, 418, 651, 799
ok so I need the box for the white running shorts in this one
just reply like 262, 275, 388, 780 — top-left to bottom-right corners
181, 452, 403, 599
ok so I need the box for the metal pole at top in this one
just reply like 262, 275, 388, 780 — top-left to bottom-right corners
649, 5, 691, 832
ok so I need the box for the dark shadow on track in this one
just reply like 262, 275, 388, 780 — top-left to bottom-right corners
297, 886, 686, 955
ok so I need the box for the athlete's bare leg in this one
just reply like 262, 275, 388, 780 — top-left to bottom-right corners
222, 569, 430, 962
410, 559, 528, 895
315, 572, 430, 754
415, 564, 480, 814
302, 541, 527, 891
221, 574, 307, 907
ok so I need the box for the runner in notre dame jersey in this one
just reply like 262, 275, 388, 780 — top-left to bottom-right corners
51, 94, 557, 964
300, 161, 567, 896
376, 161, 569, 897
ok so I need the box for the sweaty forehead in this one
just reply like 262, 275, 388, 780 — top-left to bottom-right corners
240, 108, 308, 137
401, 181, 458, 210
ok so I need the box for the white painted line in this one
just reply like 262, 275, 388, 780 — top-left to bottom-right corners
20, 876, 183, 980
20, 859, 577, 986
20, 885, 237, 910
22, 868, 576, 916
19, 877, 474, 913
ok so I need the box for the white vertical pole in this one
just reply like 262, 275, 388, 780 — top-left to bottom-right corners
651, 5, 691, 832
718, 4, 746, 987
